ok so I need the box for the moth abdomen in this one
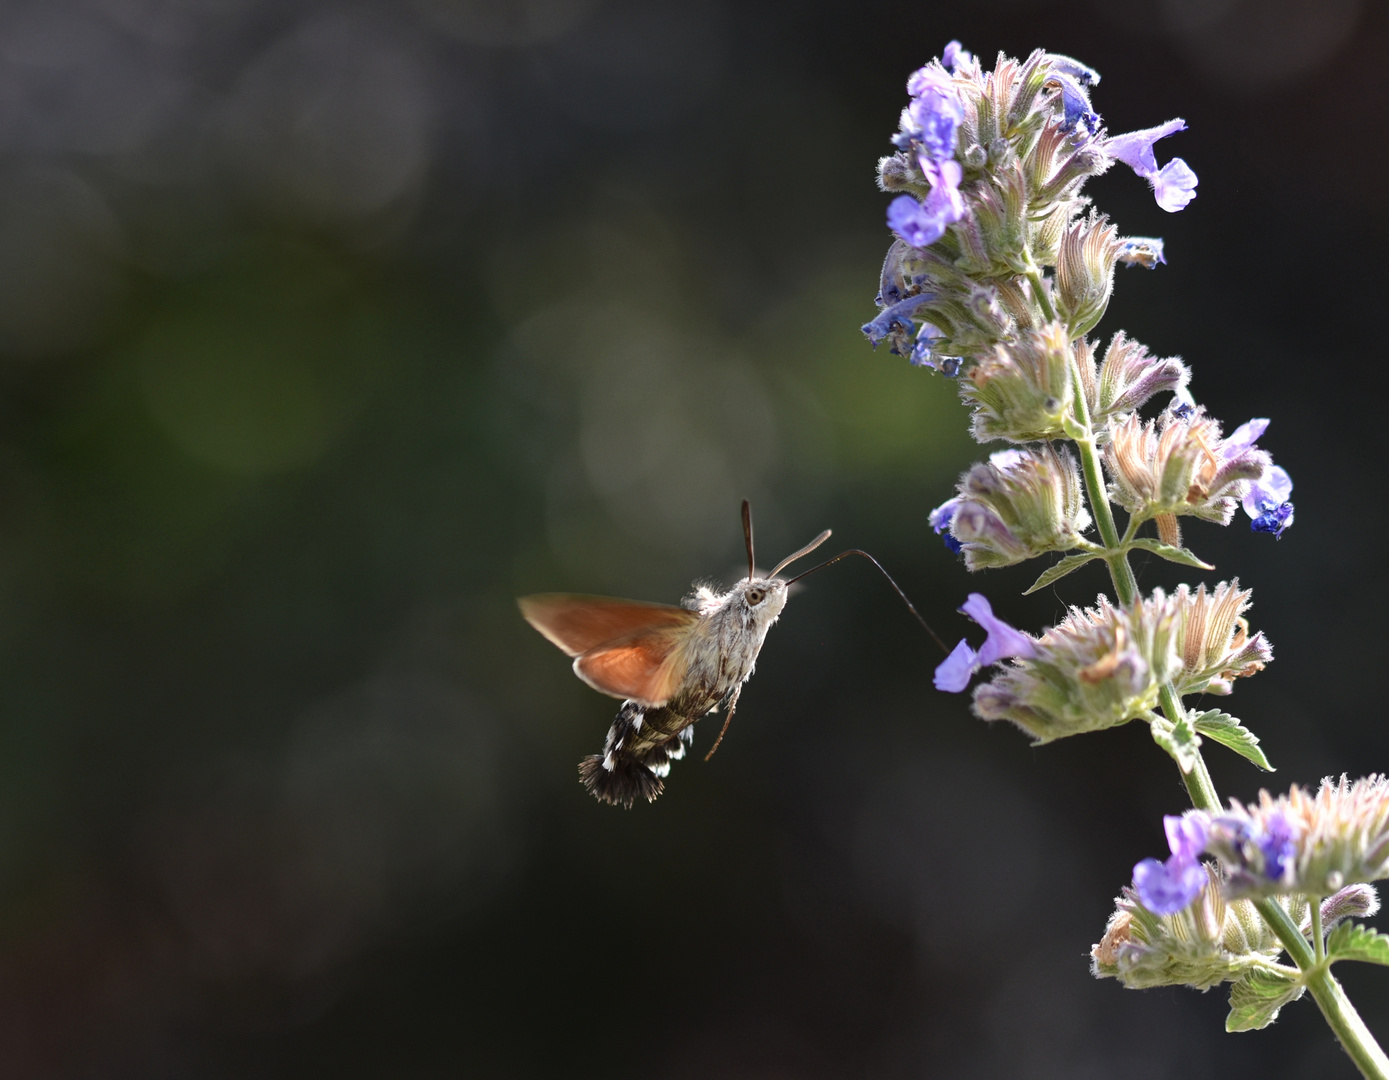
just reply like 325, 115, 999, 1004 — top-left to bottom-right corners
579, 702, 698, 808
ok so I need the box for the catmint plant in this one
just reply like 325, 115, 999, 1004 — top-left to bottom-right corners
863, 42, 1387, 1077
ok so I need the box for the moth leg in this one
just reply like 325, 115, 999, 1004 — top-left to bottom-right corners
703, 683, 743, 762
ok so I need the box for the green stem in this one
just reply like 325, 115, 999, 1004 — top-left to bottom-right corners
1254, 896, 1389, 1080
1026, 269, 1057, 323
1067, 356, 1138, 608
1062, 338, 1389, 1079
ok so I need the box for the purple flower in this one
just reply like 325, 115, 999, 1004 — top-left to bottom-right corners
1053, 72, 1100, 137
910, 321, 945, 368
929, 496, 963, 553
1244, 464, 1294, 538
1257, 812, 1297, 881
934, 594, 1036, 694
1105, 119, 1198, 212
1133, 812, 1211, 915
901, 87, 963, 163
1133, 856, 1208, 915
941, 40, 972, 72
934, 638, 978, 692
1222, 417, 1269, 457
861, 292, 936, 347
1166, 811, 1210, 863
1223, 422, 1294, 539
1152, 158, 1198, 213
960, 593, 1036, 665
886, 179, 963, 249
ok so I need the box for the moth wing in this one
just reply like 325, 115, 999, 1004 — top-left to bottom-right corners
518, 593, 699, 656
573, 626, 694, 707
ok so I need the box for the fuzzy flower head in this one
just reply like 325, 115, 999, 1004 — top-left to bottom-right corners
960, 322, 1076, 443
1206, 777, 1389, 899
864, 46, 1198, 372
972, 591, 1181, 743
934, 593, 1035, 693
1104, 408, 1272, 527
1169, 580, 1273, 697
1093, 863, 1299, 992
933, 445, 1092, 570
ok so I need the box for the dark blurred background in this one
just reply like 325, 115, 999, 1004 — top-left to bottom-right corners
0, 0, 1381, 1075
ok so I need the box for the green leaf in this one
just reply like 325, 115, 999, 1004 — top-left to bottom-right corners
1150, 713, 1201, 772
1023, 552, 1101, 595
1327, 921, 1389, 967
1124, 538, 1215, 571
1192, 710, 1274, 772
1226, 968, 1304, 1032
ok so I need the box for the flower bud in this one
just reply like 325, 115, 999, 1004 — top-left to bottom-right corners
1090, 331, 1189, 422
961, 323, 1075, 442
941, 444, 1092, 570
1321, 884, 1380, 933
1207, 776, 1389, 899
1055, 214, 1119, 338
972, 591, 1180, 743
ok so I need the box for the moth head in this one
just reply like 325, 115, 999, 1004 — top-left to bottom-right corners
734, 576, 790, 625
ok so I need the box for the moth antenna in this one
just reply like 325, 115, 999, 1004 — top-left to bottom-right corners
704, 683, 743, 761
768, 528, 833, 578
741, 499, 755, 583
783, 549, 949, 654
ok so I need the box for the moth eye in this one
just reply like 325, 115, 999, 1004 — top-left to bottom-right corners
747, 587, 766, 605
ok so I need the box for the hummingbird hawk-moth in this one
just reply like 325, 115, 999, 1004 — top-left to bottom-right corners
519, 502, 938, 808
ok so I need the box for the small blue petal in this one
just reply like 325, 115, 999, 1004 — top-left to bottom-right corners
1133, 856, 1207, 915
1257, 813, 1297, 881
1164, 812, 1209, 863
1251, 502, 1294, 538
861, 292, 936, 346
960, 593, 1036, 665
934, 639, 979, 692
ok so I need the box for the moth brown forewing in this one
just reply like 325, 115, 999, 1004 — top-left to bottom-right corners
519, 501, 940, 808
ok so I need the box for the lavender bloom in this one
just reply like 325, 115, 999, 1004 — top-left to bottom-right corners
1105, 119, 1198, 212
1244, 465, 1295, 538
1167, 812, 1210, 863
1134, 812, 1211, 915
910, 321, 945, 368
1223, 418, 1269, 457
1133, 856, 1209, 916
941, 40, 972, 72
1224, 422, 1294, 538
934, 638, 978, 692
861, 291, 936, 348
898, 84, 964, 163
929, 496, 963, 554
1258, 812, 1297, 881
962, 593, 1036, 665
1054, 72, 1100, 137
887, 192, 953, 249
934, 593, 1035, 693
